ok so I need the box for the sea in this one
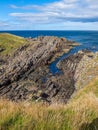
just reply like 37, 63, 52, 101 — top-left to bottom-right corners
0, 30, 98, 74
0, 30, 98, 51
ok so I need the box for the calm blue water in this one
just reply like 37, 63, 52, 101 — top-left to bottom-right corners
0, 30, 98, 74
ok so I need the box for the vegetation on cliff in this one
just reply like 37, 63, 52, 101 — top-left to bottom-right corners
0, 33, 26, 55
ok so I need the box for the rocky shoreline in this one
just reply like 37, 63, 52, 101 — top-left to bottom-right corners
0, 35, 98, 104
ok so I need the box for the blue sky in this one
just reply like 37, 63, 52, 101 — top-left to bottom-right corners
0, 0, 98, 30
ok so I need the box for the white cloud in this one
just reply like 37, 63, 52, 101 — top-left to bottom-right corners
0, 21, 9, 27
10, 0, 77, 10
10, 4, 18, 9
8, 0, 98, 28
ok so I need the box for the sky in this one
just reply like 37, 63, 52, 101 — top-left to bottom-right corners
0, 0, 98, 30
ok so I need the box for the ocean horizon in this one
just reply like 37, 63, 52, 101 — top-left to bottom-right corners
0, 30, 98, 52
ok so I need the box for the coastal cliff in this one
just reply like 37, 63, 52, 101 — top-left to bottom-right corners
0, 33, 98, 104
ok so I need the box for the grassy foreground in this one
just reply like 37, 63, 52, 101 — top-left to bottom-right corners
0, 33, 26, 55
0, 78, 98, 130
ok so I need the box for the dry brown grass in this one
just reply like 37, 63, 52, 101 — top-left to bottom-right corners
0, 91, 98, 130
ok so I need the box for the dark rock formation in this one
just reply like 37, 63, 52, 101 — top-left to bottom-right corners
0, 36, 97, 104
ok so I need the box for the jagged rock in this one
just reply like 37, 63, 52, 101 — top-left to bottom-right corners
0, 36, 98, 104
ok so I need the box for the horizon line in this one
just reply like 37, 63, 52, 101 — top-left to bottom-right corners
0, 30, 98, 31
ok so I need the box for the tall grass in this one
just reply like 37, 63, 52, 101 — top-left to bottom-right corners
0, 75, 98, 130
0, 92, 98, 130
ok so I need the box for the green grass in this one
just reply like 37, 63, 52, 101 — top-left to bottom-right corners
0, 33, 26, 55
72, 77, 98, 100
0, 90, 98, 130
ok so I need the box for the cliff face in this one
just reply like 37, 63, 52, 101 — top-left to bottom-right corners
56, 51, 98, 102
0, 34, 98, 104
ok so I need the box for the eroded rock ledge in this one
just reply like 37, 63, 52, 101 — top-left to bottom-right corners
0, 36, 98, 104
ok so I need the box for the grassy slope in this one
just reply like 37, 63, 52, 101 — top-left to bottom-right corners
72, 77, 98, 100
0, 33, 26, 55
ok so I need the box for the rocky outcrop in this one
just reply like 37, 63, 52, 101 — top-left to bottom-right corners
0, 35, 98, 104
34, 51, 98, 104
74, 51, 98, 89
0, 36, 77, 101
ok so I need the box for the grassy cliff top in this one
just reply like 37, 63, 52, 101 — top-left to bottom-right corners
0, 33, 26, 55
